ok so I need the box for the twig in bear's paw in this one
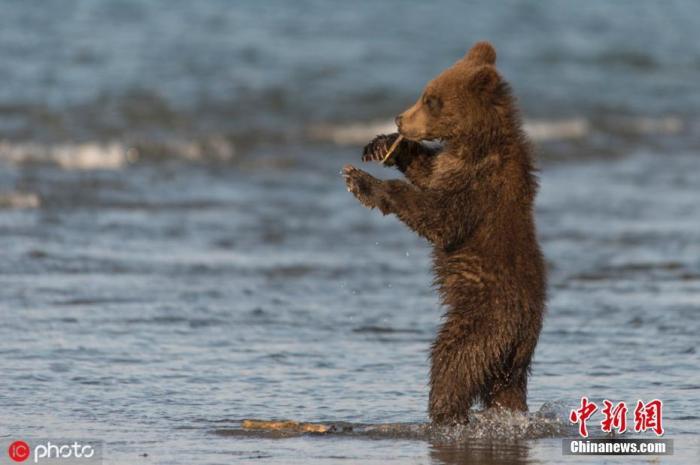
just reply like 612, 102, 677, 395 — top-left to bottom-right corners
361, 135, 391, 163
381, 135, 404, 164
362, 133, 402, 165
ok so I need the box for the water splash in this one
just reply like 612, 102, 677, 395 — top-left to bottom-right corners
213, 402, 573, 441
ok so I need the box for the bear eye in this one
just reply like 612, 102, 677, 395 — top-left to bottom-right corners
424, 95, 442, 113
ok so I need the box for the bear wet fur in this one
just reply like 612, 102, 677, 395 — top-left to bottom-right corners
344, 42, 546, 424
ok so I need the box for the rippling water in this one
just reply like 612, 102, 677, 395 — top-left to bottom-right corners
1, 146, 699, 463
1, 1, 699, 464
1, 0, 700, 162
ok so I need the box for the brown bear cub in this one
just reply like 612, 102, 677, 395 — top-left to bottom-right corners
343, 42, 546, 424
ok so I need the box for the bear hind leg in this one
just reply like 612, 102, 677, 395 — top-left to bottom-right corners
484, 370, 528, 412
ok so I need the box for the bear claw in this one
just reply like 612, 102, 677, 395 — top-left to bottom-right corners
362, 134, 399, 165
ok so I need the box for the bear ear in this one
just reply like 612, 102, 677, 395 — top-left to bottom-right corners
465, 41, 497, 65
467, 65, 501, 93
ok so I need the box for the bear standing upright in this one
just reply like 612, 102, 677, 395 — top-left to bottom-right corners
343, 42, 546, 424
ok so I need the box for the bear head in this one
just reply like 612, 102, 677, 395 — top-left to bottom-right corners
395, 41, 510, 142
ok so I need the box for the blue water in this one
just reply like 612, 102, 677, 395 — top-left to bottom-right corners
0, 0, 698, 153
1, 1, 699, 464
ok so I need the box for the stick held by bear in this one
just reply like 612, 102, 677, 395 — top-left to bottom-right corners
344, 41, 546, 425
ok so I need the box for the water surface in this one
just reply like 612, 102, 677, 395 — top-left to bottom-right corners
1, 1, 699, 464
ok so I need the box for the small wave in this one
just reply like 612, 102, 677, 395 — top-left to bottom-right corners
307, 119, 398, 145
0, 115, 686, 171
0, 140, 128, 170
0, 191, 40, 209
307, 115, 686, 146
308, 118, 590, 145
593, 51, 657, 70
605, 115, 684, 135
0, 136, 236, 170
569, 261, 699, 282
523, 118, 589, 141
54, 297, 144, 306
353, 325, 423, 334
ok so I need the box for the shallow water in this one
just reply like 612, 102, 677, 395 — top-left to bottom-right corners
1, 0, 699, 162
2, 1, 700, 463
1, 146, 699, 464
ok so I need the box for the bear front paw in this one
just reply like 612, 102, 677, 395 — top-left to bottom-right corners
361, 133, 401, 165
343, 164, 380, 208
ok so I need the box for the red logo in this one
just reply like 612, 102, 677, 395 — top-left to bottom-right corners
570, 397, 665, 437
569, 396, 598, 437
8, 440, 30, 462
634, 399, 664, 436
601, 400, 628, 433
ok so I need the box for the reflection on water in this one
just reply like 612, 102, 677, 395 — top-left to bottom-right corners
429, 441, 531, 465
